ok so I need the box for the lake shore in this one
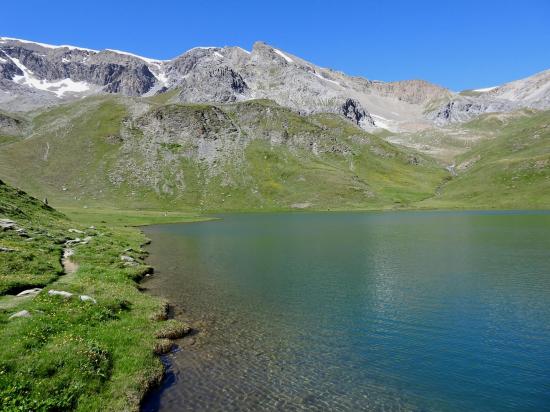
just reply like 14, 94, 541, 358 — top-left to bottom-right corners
4, 202, 550, 410
0, 191, 212, 411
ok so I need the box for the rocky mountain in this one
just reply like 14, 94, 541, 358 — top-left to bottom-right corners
2, 37, 548, 131
0, 37, 548, 212
0, 37, 454, 132
430, 69, 550, 125
0, 96, 446, 211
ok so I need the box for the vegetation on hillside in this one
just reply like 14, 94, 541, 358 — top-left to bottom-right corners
0, 179, 206, 411
422, 110, 550, 209
0, 96, 447, 211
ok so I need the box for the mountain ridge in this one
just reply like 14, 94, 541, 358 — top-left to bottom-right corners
2, 36, 548, 133
0, 37, 452, 132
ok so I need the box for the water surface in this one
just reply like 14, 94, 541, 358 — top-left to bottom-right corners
142, 211, 550, 411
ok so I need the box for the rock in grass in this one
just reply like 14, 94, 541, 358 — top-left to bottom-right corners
0, 219, 16, 230
155, 320, 192, 339
153, 339, 175, 355
48, 290, 73, 299
16, 228, 29, 237
79, 295, 97, 304
81, 236, 93, 245
16, 288, 42, 297
120, 255, 135, 263
68, 228, 85, 234
9, 310, 31, 319
0, 247, 15, 252
65, 238, 82, 246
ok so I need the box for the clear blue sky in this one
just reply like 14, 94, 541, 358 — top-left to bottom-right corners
3, 0, 549, 90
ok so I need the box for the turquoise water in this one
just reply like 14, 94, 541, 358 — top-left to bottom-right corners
142, 211, 550, 411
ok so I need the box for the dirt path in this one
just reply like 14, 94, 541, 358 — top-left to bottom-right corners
1, 247, 80, 310
62, 248, 79, 277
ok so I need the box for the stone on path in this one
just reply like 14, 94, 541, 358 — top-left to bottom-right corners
79, 295, 97, 304
16, 288, 42, 297
48, 290, 73, 299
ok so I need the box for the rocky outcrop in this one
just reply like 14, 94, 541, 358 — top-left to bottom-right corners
0, 50, 22, 80
339, 99, 375, 127
178, 66, 250, 103
0, 112, 25, 135
430, 98, 516, 125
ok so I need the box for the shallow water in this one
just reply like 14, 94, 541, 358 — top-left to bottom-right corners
141, 211, 550, 411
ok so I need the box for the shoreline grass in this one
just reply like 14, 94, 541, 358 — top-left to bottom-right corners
0, 181, 210, 411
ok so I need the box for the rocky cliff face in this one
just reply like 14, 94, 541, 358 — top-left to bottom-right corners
339, 99, 375, 127
0, 40, 160, 99
428, 69, 550, 124
430, 97, 517, 125
0, 111, 25, 135
178, 66, 250, 103
0, 37, 548, 130
0, 37, 451, 131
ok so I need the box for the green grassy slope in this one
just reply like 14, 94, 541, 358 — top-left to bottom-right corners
0, 179, 205, 411
0, 97, 129, 207
0, 96, 446, 211
1, 94, 547, 212
422, 110, 550, 209
0, 180, 66, 294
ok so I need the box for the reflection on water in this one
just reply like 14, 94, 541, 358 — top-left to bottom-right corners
142, 211, 550, 411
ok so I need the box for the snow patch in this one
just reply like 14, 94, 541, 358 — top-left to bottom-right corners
154, 70, 169, 87
10, 58, 91, 97
313, 71, 340, 86
0, 37, 97, 52
213, 51, 224, 59
473, 86, 498, 92
237, 47, 250, 54
105, 49, 167, 64
274, 49, 293, 63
